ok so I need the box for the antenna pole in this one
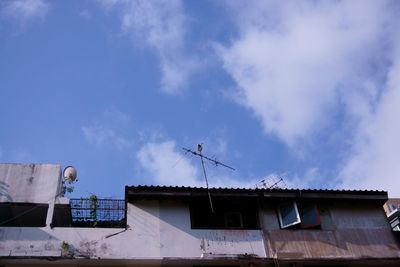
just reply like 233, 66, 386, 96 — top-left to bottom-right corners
182, 145, 235, 213
199, 151, 214, 213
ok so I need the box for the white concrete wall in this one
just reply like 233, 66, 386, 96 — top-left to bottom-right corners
0, 163, 62, 203
0, 164, 397, 265
0, 163, 266, 262
0, 199, 266, 261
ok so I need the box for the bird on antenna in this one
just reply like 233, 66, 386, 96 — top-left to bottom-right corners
182, 144, 235, 213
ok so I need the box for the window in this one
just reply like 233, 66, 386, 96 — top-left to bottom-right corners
0, 203, 48, 227
299, 203, 321, 228
277, 201, 321, 229
224, 212, 243, 228
190, 198, 259, 229
278, 202, 301, 228
389, 203, 395, 212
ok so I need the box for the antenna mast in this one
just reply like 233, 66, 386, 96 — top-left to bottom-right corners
183, 144, 235, 213
255, 173, 287, 189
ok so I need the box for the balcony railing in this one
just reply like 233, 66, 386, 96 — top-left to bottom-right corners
52, 198, 126, 228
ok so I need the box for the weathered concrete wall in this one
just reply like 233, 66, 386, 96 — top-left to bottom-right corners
261, 201, 400, 261
0, 199, 266, 263
155, 199, 266, 258
0, 169, 399, 266
0, 163, 62, 203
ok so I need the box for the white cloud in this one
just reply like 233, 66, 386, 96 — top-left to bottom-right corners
137, 140, 201, 186
79, 10, 91, 19
218, 1, 394, 147
104, 106, 130, 123
217, 1, 400, 194
215, 139, 227, 156
137, 139, 259, 188
98, 0, 196, 94
339, 40, 400, 196
285, 168, 326, 190
1, 0, 50, 27
82, 108, 132, 149
82, 125, 131, 149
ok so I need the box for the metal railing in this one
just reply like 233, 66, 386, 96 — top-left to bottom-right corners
69, 198, 126, 228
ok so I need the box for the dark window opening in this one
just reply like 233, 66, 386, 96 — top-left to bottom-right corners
190, 198, 259, 229
299, 203, 321, 228
224, 212, 243, 228
277, 201, 321, 229
0, 203, 48, 227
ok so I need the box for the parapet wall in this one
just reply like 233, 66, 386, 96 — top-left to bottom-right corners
0, 163, 62, 204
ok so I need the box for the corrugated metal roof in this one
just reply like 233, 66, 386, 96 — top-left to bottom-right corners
125, 185, 388, 202
126, 185, 386, 193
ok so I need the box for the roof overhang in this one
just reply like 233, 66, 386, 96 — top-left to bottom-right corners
125, 186, 388, 204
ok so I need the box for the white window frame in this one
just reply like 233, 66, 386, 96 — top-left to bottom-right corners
389, 203, 395, 212
278, 201, 301, 229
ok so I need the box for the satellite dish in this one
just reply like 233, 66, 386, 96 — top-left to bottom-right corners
63, 166, 77, 183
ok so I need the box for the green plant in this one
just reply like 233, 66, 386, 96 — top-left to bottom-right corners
66, 186, 74, 193
61, 241, 70, 250
89, 194, 98, 227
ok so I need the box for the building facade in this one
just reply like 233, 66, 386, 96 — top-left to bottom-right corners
384, 199, 400, 232
1, 163, 400, 266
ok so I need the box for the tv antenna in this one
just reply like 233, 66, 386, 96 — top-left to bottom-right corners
255, 173, 287, 189
183, 144, 235, 212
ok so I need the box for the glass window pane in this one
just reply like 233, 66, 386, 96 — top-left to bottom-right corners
389, 203, 395, 212
299, 203, 321, 228
279, 202, 300, 228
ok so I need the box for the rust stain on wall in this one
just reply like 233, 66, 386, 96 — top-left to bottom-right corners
265, 228, 399, 260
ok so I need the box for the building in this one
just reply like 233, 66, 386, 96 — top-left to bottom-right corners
384, 199, 400, 232
384, 199, 400, 216
1, 163, 400, 266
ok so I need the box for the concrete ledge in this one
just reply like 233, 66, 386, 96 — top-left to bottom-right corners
0, 250, 11, 257
7, 250, 61, 257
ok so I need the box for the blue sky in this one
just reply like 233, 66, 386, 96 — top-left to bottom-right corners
1, 0, 400, 198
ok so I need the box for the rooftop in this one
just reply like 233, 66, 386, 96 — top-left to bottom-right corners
126, 185, 388, 203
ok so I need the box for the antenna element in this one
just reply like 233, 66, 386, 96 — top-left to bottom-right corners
183, 145, 235, 212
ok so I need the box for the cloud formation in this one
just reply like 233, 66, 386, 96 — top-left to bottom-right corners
1, 0, 50, 28
137, 140, 201, 186
218, 1, 394, 147
218, 1, 400, 195
82, 125, 131, 149
339, 39, 400, 196
82, 108, 132, 150
137, 139, 258, 188
99, 0, 196, 94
